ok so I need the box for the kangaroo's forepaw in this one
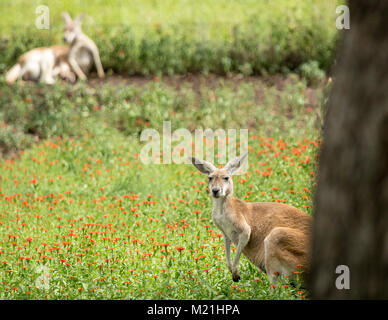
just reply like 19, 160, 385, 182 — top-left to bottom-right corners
232, 273, 240, 282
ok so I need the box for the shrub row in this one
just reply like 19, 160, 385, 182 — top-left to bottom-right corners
0, 17, 337, 76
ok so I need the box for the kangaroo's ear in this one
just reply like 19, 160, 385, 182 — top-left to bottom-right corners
190, 157, 216, 175
224, 152, 248, 175
61, 12, 72, 25
75, 13, 86, 24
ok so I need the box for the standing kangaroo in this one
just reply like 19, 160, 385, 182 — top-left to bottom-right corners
190, 153, 312, 283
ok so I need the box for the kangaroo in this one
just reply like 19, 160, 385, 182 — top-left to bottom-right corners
5, 12, 104, 85
190, 153, 312, 283
5, 45, 75, 84
61, 12, 105, 81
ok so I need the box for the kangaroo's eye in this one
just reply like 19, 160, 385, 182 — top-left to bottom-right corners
224, 177, 229, 181
208, 177, 213, 181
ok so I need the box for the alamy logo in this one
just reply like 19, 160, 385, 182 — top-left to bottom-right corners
35, 265, 50, 290
336, 5, 350, 30
335, 265, 350, 290
139, 121, 249, 172
35, 5, 50, 30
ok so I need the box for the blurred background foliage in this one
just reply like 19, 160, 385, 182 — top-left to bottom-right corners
0, 0, 341, 76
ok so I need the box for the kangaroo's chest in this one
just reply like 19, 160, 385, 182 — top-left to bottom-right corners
212, 204, 240, 244
75, 47, 92, 72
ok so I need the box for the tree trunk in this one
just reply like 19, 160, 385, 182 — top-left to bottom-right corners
309, 0, 388, 299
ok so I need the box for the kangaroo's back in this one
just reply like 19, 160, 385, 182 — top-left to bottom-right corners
246, 202, 312, 234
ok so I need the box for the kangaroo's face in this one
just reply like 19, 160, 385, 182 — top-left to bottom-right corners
62, 12, 84, 44
63, 22, 81, 43
190, 152, 248, 199
208, 169, 233, 198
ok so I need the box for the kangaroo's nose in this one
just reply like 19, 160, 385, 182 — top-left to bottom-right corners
212, 188, 220, 196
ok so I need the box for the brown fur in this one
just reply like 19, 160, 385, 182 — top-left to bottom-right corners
241, 200, 311, 278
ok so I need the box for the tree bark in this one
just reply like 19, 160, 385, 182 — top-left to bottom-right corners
309, 0, 388, 299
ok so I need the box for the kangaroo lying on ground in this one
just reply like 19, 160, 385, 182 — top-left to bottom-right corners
5, 12, 104, 84
5, 45, 75, 84
190, 153, 312, 283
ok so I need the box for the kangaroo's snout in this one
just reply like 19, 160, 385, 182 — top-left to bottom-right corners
212, 188, 221, 197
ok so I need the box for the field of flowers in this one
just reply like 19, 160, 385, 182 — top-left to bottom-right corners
0, 75, 323, 299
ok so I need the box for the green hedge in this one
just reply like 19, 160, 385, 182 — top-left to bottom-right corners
0, 2, 339, 76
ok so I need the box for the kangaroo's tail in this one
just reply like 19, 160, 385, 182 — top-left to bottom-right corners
5, 63, 21, 84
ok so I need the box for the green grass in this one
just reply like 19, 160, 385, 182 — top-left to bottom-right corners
0, 0, 340, 75
0, 75, 323, 299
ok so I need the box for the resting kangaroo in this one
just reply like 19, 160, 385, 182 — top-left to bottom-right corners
190, 153, 312, 283
61, 12, 105, 81
5, 45, 75, 84
5, 12, 104, 84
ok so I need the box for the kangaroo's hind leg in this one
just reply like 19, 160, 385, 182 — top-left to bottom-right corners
264, 227, 309, 284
